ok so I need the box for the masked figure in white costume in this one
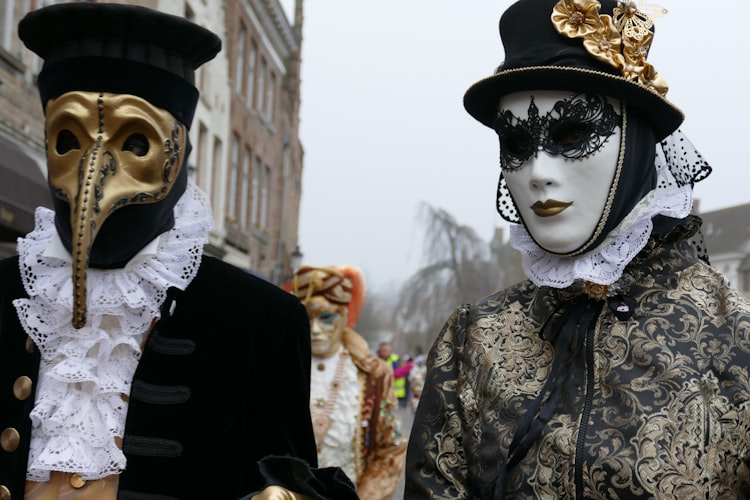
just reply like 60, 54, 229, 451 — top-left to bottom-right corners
406, 0, 750, 498
290, 266, 406, 500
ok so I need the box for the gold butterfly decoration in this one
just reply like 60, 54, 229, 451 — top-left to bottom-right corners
628, 1, 669, 18
614, 1, 668, 41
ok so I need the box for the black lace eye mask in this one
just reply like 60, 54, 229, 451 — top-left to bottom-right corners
494, 94, 621, 171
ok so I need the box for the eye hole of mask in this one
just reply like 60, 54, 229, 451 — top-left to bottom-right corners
548, 121, 590, 150
122, 133, 150, 157
56, 129, 81, 155
317, 311, 340, 324
502, 129, 535, 158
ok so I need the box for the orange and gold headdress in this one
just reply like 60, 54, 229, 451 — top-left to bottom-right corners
291, 265, 366, 328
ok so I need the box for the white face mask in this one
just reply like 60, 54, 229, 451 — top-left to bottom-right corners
496, 91, 623, 254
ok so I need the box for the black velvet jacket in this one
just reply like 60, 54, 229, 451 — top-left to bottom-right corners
0, 255, 318, 499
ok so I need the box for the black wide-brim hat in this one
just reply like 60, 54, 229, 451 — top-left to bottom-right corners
18, 2, 221, 129
464, 0, 683, 141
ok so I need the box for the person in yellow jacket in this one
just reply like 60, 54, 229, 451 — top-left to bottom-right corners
377, 343, 412, 408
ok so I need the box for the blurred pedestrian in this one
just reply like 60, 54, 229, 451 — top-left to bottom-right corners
407, 355, 427, 414
378, 342, 412, 409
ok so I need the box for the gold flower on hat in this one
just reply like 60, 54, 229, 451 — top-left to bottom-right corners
582, 14, 624, 68
551, 0, 669, 97
551, 0, 603, 37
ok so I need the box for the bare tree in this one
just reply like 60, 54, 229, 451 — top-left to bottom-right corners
355, 288, 399, 351
394, 202, 505, 354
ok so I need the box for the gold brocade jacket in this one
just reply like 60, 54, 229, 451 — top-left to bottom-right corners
342, 328, 407, 500
406, 217, 750, 499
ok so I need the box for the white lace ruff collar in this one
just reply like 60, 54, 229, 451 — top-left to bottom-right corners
14, 179, 213, 481
510, 157, 694, 289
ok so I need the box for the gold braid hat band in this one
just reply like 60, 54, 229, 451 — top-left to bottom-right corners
551, 0, 669, 97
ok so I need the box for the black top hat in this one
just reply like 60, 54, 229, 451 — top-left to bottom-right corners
464, 0, 683, 140
18, 2, 221, 129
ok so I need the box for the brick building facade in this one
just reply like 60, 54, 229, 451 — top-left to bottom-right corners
223, 0, 304, 283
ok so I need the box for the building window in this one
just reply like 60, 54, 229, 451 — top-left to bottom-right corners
247, 41, 257, 108
235, 23, 246, 96
0, 0, 26, 57
241, 147, 252, 228
185, 5, 206, 92
0, 0, 12, 52
257, 57, 267, 115
251, 156, 261, 226
227, 134, 240, 220
260, 165, 270, 230
196, 122, 208, 181
212, 136, 223, 216
266, 72, 276, 122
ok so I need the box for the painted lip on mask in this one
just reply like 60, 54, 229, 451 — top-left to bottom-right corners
531, 199, 573, 217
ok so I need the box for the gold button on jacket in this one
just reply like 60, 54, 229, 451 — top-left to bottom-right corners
0, 428, 19, 453
24, 336, 35, 354
12, 377, 32, 401
69, 473, 86, 489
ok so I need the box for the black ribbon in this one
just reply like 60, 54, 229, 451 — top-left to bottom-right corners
487, 295, 601, 500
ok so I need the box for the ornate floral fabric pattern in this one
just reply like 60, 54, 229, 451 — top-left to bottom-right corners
406, 217, 750, 498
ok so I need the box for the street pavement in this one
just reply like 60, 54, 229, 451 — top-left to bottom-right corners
393, 404, 414, 499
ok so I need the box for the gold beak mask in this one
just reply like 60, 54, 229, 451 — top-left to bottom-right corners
45, 91, 188, 329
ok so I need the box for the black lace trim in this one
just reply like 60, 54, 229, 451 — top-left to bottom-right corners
494, 93, 620, 171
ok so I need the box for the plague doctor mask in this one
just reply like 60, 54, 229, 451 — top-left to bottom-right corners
19, 2, 221, 327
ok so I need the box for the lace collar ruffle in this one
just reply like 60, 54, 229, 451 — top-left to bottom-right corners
14, 179, 213, 481
511, 161, 694, 289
